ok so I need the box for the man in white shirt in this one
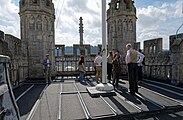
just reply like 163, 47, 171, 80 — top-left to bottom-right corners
125, 43, 144, 94
94, 51, 102, 83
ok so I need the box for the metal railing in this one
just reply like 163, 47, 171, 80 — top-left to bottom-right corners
55, 55, 172, 82
143, 65, 172, 81
55, 55, 96, 76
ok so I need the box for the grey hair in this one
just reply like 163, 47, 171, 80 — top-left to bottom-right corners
126, 43, 132, 48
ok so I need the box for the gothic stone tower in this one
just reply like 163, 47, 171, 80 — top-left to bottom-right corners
107, 0, 136, 61
19, 0, 55, 78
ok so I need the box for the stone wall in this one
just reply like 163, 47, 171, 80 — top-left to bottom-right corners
169, 33, 183, 84
139, 34, 183, 84
143, 38, 170, 81
0, 30, 28, 87
5, 34, 28, 86
144, 38, 163, 65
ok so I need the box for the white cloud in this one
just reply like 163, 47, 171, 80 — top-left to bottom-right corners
0, 0, 19, 38
136, 0, 183, 49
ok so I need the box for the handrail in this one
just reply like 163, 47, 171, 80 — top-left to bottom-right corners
0, 108, 6, 119
176, 22, 183, 40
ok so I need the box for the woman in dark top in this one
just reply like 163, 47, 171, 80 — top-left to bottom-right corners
112, 53, 121, 87
78, 55, 86, 82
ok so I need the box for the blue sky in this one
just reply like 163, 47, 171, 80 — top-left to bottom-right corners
0, 0, 183, 49
135, 0, 175, 8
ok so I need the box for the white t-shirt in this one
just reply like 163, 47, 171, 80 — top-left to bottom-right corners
47, 59, 51, 67
94, 55, 102, 66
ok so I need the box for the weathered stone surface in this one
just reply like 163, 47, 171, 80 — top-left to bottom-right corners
107, 0, 136, 62
170, 33, 183, 84
19, 0, 55, 78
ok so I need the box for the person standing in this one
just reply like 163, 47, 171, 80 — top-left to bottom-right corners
137, 49, 145, 83
94, 51, 102, 83
107, 51, 113, 83
43, 54, 52, 84
112, 52, 121, 88
78, 55, 86, 83
125, 43, 144, 94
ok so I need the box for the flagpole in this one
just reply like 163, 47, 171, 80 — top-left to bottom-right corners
95, 0, 113, 91
102, 0, 107, 83
87, 0, 114, 96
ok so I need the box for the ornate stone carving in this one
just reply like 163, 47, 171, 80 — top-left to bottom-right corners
29, 15, 35, 30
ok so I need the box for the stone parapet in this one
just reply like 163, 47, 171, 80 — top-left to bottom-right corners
170, 33, 183, 84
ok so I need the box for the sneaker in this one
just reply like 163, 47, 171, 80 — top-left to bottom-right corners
128, 89, 135, 95
129, 92, 135, 95
81, 80, 85, 83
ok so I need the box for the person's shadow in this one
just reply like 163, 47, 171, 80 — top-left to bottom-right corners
115, 88, 141, 105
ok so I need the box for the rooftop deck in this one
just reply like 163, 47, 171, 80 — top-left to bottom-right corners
13, 76, 183, 120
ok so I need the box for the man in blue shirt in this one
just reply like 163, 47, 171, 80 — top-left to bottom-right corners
43, 54, 52, 83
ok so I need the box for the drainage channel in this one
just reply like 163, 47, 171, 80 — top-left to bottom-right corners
58, 82, 90, 120
58, 82, 117, 120
84, 80, 118, 119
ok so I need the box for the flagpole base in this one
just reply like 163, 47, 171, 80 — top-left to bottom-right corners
86, 83, 115, 97
95, 83, 114, 91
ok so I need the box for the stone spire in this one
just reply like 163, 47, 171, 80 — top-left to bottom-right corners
79, 17, 85, 55
79, 17, 84, 45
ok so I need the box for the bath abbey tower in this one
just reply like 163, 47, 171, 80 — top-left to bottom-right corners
107, 0, 136, 61
19, 0, 55, 78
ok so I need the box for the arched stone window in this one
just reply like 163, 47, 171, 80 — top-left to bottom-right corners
36, 15, 42, 30
29, 15, 35, 30
107, 24, 110, 34
49, 19, 52, 31
116, 1, 120, 10
149, 46, 152, 53
118, 19, 122, 35
46, 0, 50, 6
22, 0, 25, 5
153, 46, 156, 53
124, 0, 130, 9
44, 17, 49, 30
32, 0, 37, 3
128, 19, 133, 31
123, 19, 127, 31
